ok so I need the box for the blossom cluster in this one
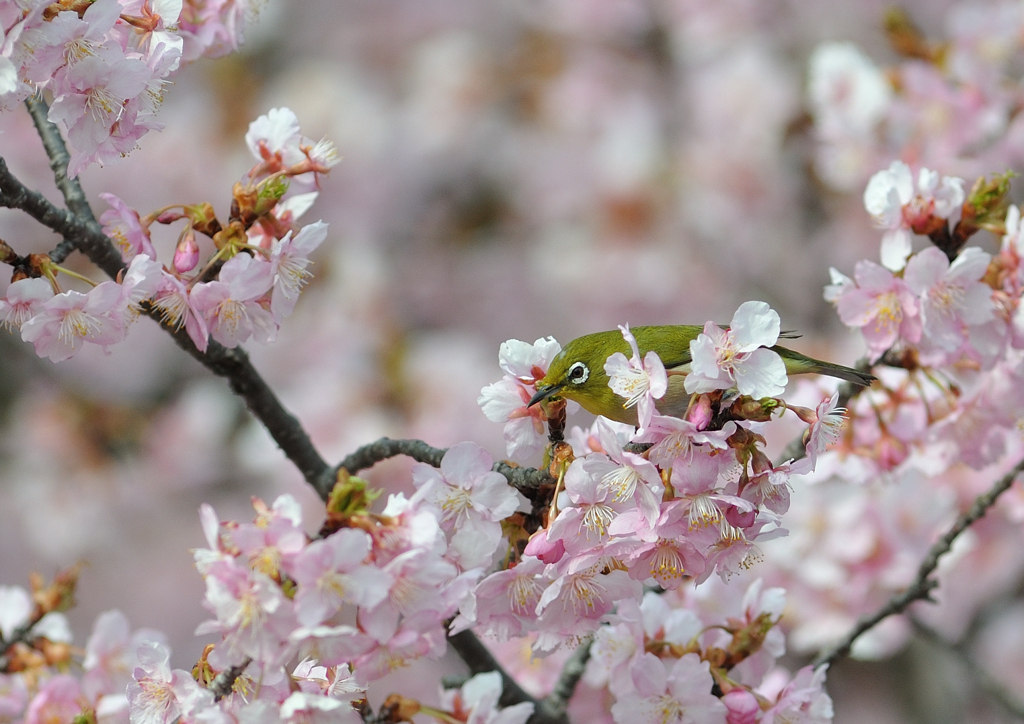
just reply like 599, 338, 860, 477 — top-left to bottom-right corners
0, 565, 531, 724
0, 0, 253, 176
0, 107, 335, 360
475, 302, 842, 719
825, 160, 1023, 474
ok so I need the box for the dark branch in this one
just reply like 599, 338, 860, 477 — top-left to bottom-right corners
814, 457, 1024, 667
448, 630, 539, 711
24, 95, 95, 264
534, 638, 593, 723
334, 437, 556, 499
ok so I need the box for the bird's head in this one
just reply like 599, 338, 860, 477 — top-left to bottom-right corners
528, 331, 631, 421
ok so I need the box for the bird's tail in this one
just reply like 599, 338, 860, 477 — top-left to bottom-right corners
775, 348, 876, 387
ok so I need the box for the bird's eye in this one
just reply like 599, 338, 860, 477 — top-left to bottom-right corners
567, 362, 589, 385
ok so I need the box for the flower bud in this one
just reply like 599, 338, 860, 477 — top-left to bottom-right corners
173, 227, 199, 273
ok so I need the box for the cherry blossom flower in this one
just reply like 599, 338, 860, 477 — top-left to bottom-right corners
904, 246, 994, 353
99, 193, 158, 263
149, 271, 209, 352
0, 278, 53, 330
411, 442, 521, 569
761, 665, 833, 724
863, 161, 965, 271
610, 653, 727, 724
21, 281, 129, 361
127, 641, 214, 724
81, 610, 168, 701
21, 0, 121, 84
604, 324, 667, 429
453, 556, 548, 640
190, 253, 276, 348
279, 691, 363, 724
0, 586, 31, 641
47, 53, 154, 177
583, 420, 663, 526
288, 529, 391, 627
478, 336, 562, 460
834, 260, 921, 361
269, 221, 328, 320
534, 565, 641, 652
195, 559, 296, 667
632, 414, 735, 468
804, 393, 846, 465
685, 301, 788, 399
25, 675, 82, 724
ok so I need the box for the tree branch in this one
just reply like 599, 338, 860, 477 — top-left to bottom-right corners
336, 437, 556, 499
814, 457, 1024, 668
447, 630, 539, 711
534, 638, 593, 723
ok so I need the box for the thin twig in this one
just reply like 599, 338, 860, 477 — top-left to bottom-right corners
814, 457, 1024, 668
24, 96, 95, 263
335, 437, 556, 498
911, 617, 1024, 719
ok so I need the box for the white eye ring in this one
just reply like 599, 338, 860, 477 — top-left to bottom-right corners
567, 362, 589, 385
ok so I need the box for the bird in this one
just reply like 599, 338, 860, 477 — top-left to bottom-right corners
527, 325, 874, 425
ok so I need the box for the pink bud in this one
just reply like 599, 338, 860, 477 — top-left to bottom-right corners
523, 529, 565, 564
173, 229, 199, 273
722, 688, 761, 724
687, 394, 713, 430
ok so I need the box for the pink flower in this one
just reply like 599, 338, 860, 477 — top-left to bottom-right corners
904, 246, 994, 352
127, 641, 214, 724
863, 161, 964, 271
834, 260, 921, 361
452, 556, 548, 639
82, 610, 168, 701
633, 414, 735, 468
121, 254, 163, 313
0, 278, 53, 330
478, 336, 562, 461
190, 253, 276, 348
534, 565, 641, 652
47, 53, 154, 177
805, 393, 846, 465
411, 442, 520, 568
195, 559, 296, 666
25, 675, 82, 724
761, 665, 832, 724
21, 0, 121, 83
269, 221, 328, 320
603, 324, 667, 429
289, 528, 391, 627
685, 301, 788, 400
582, 420, 663, 526
21, 281, 128, 361
610, 653, 727, 724
279, 691, 363, 724
547, 459, 624, 555
99, 193, 157, 262
149, 271, 209, 352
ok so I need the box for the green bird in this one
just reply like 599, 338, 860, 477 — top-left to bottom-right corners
528, 325, 875, 425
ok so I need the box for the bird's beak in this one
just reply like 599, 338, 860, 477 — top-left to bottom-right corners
528, 383, 562, 408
